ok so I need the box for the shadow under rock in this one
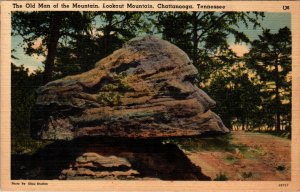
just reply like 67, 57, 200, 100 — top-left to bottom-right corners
11, 137, 211, 180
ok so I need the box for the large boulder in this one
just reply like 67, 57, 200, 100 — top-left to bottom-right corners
31, 36, 229, 140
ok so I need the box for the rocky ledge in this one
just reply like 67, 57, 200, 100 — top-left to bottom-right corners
31, 36, 228, 140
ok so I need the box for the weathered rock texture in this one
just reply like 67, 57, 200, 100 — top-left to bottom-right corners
31, 36, 228, 140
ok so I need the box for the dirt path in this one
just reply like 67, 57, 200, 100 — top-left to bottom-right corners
186, 131, 291, 181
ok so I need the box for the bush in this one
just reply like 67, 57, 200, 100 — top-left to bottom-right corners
242, 171, 253, 178
214, 172, 228, 181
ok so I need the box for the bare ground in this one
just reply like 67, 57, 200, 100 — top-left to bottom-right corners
186, 131, 291, 181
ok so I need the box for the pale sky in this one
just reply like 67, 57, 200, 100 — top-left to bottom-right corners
11, 12, 291, 73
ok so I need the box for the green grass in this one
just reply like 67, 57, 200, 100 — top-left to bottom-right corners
163, 134, 246, 153
242, 147, 263, 160
251, 130, 291, 139
224, 154, 238, 165
163, 135, 229, 152
163, 133, 264, 162
214, 172, 228, 181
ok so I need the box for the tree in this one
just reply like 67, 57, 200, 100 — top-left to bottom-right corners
11, 64, 43, 138
206, 61, 262, 130
155, 12, 264, 82
12, 11, 93, 83
54, 12, 150, 78
245, 27, 291, 131
12, 12, 153, 80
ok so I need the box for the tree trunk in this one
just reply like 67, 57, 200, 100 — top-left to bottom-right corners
245, 115, 249, 131
192, 12, 199, 65
275, 58, 281, 132
43, 12, 63, 84
104, 13, 113, 56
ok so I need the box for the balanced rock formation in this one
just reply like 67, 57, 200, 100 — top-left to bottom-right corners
31, 36, 229, 140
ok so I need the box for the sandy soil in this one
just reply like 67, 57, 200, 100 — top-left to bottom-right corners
186, 131, 291, 181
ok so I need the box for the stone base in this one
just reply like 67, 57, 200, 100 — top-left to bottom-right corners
12, 138, 210, 180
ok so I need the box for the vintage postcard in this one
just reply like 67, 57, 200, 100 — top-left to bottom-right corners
1, 1, 300, 191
